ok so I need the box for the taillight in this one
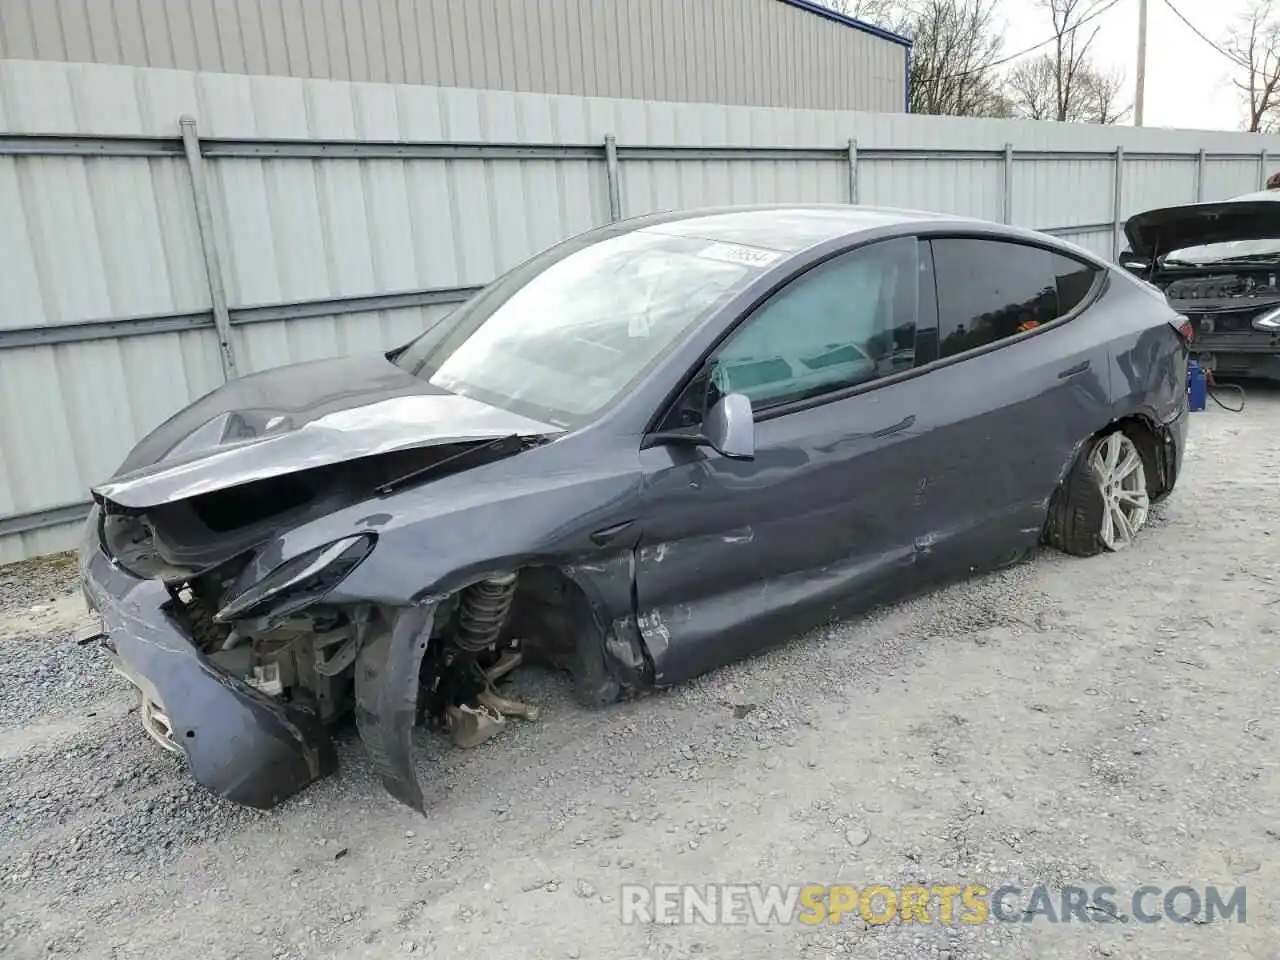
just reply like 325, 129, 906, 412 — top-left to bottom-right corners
1168, 314, 1194, 343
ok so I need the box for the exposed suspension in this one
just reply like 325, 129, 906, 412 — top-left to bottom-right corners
454, 572, 518, 653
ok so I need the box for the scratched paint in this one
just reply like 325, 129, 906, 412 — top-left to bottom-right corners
636, 610, 673, 650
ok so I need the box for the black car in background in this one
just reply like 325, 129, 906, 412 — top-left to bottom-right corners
1122, 189, 1280, 380
79, 205, 1191, 814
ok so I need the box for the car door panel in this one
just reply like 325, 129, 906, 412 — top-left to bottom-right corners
631, 236, 938, 686
635, 386, 930, 686
914, 238, 1114, 577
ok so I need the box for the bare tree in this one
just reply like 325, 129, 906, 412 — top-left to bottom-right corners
1225, 0, 1280, 132
1074, 65, 1131, 124
822, 0, 902, 21
1005, 55, 1059, 120
1002, 1, 1131, 124
906, 0, 1012, 116
821, 0, 1012, 117
1006, 54, 1130, 123
1040, 0, 1107, 122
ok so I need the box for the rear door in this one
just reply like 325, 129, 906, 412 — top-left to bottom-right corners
910, 236, 1112, 574
633, 236, 940, 686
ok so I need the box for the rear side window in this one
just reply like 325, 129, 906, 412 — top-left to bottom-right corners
931, 239, 1097, 359
1052, 252, 1100, 314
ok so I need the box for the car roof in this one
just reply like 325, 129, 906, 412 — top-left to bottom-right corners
632, 204, 966, 254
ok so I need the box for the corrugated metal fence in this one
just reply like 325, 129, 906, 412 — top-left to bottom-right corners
3, 57, 1280, 562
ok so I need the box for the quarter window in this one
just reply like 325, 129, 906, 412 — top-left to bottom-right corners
931, 239, 1099, 359
706, 237, 924, 413
1052, 252, 1100, 314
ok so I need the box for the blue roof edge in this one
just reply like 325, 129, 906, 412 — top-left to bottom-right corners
774, 0, 914, 47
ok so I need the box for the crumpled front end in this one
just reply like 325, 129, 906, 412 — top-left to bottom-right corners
80, 479, 564, 815
79, 506, 338, 809
74, 351, 597, 814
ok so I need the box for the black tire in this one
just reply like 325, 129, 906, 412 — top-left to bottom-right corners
1044, 429, 1131, 558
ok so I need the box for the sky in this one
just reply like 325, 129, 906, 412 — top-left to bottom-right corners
985, 0, 1253, 131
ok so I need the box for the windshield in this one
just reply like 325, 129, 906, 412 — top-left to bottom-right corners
393, 229, 777, 427
1164, 237, 1280, 266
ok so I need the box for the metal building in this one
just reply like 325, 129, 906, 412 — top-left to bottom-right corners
0, 0, 911, 112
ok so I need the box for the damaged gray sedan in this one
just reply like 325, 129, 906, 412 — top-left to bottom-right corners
78, 204, 1190, 813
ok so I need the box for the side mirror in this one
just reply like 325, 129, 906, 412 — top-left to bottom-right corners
645, 392, 755, 460
702, 393, 755, 460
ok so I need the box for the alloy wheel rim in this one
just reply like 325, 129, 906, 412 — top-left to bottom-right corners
1089, 432, 1149, 551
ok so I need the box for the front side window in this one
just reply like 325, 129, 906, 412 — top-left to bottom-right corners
393, 229, 778, 427
704, 236, 923, 413
932, 238, 1062, 358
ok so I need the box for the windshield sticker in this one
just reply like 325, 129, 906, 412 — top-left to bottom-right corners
628, 313, 652, 338
697, 242, 783, 268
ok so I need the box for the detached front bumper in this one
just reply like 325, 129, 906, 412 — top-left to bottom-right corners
80, 514, 337, 810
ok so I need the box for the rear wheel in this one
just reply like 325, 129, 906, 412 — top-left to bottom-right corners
1045, 428, 1151, 556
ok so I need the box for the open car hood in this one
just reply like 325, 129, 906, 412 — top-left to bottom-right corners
92, 354, 559, 510
1124, 195, 1280, 259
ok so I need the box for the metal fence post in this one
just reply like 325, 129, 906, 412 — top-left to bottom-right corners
1261, 148, 1270, 190
1196, 148, 1206, 201
847, 139, 859, 204
1112, 145, 1125, 260
604, 134, 622, 222
179, 115, 238, 381
1002, 143, 1014, 224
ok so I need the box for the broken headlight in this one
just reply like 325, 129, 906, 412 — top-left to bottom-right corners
214, 534, 375, 623
1252, 306, 1280, 331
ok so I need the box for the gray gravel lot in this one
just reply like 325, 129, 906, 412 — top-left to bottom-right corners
2, 389, 1278, 959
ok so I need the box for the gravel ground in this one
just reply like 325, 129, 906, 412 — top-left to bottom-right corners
2, 388, 1278, 959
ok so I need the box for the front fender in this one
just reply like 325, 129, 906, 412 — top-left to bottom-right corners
262, 445, 647, 606
353, 601, 439, 813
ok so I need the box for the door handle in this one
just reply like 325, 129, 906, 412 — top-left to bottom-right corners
870, 415, 915, 439
1057, 360, 1091, 380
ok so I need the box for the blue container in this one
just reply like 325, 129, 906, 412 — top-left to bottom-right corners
1187, 359, 1207, 412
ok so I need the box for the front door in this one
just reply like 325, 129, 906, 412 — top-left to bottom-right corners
633, 236, 940, 686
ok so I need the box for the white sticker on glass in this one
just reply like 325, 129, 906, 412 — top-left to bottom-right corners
698, 242, 783, 268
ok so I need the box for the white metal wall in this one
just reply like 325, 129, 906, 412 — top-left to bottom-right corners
0, 0, 908, 112
3, 57, 1280, 562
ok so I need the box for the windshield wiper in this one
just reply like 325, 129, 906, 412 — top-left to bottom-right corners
376, 434, 526, 496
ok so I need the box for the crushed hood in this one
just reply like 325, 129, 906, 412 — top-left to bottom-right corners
94, 354, 559, 510
1124, 194, 1280, 259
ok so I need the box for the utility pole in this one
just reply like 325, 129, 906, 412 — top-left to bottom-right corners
1134, 0, 1148, 125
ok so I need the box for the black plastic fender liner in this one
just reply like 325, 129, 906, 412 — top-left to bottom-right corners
354, 601, 438, 813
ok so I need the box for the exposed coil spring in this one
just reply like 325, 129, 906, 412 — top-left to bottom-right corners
455, 572, 518, 653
